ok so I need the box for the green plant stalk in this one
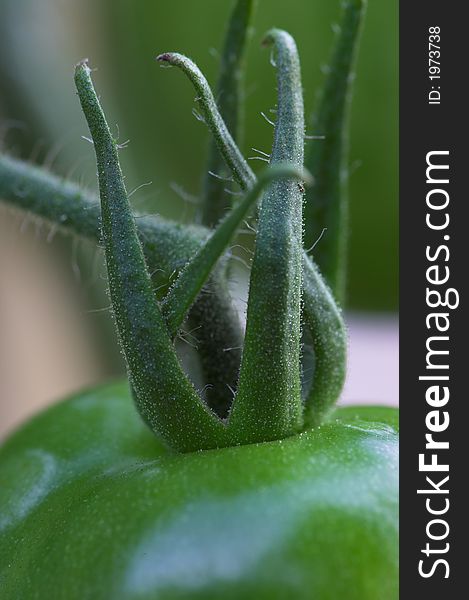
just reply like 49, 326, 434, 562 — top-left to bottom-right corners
159, 42, 347, 422
163, 162, 310, 336
228, 30, 305, 442
304, 0, 366, 303
0, 153, 243, 417
156, 52, 256, 191
201, 0, 255, 227
75, 61, 227, 452
0, 153, 104, 241
0, 154, 235, 302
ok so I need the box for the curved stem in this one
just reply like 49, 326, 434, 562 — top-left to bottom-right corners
201, 0, 255, 227
156, 52, 255, 191
75, 61, 226, 452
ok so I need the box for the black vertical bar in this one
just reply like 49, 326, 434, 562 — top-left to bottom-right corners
400, 2, 466, 595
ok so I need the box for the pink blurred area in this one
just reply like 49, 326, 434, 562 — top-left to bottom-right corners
342, 315, 398, 407
0, 209, 103, 439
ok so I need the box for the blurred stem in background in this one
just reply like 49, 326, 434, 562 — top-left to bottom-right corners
304, 0, 366, 305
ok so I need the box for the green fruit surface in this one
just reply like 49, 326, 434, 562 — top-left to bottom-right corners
0, 380, 398, 599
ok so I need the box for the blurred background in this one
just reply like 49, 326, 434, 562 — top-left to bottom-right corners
0, 0, 398, 437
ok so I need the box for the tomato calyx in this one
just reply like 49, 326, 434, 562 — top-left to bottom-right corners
73, 18, 352, 453
0, 1, 367, 454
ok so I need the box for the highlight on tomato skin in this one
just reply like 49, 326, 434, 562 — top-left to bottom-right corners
0, 0, 398, 598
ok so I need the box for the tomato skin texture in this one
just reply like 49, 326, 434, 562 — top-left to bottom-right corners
0, 381, 398, 600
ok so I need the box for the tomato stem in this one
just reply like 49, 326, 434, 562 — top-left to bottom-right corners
156, 52, 256, 192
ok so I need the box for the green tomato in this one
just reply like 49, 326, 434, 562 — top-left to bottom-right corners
0, 381, 398, 600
